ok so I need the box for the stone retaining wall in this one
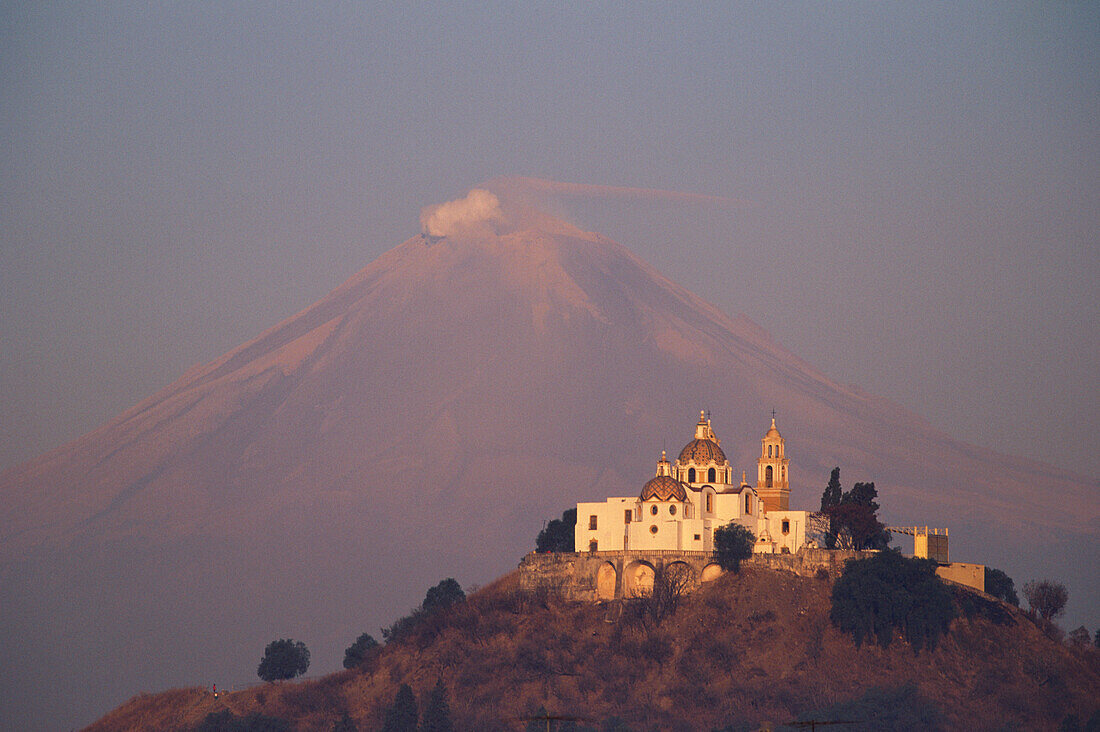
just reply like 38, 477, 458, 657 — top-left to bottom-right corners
518, 548, 880, 601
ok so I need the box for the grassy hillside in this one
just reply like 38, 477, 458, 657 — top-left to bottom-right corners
86, 566, 1099, 731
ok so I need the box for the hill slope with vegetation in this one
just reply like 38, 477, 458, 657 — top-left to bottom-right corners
86, 565, 1099, 731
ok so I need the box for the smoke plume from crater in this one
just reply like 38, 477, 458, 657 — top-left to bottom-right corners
419, 188, 504, 238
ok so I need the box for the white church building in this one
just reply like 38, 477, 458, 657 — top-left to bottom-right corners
575, 412, 816, 555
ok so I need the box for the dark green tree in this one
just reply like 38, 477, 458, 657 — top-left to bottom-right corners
423, 578, 465, 614
823, 479, 890, 550
421, 679, 455, 732
714, 522, 755, 573
343, 632, 380, 669
1023, 580, 1069, 622
830, 550, 955, 652
536, 508, 577, 552
984, 567, 1019, 605
381, 684, 418, 732
820, 467, 843, 548
256, 639, 310, 682
1067, 626, 1091, 648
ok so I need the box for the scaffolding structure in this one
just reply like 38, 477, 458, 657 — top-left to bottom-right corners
886, 526, 950, 563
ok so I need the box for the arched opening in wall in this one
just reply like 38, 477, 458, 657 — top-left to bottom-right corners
765, 465, 773, 487
688, 468, 696, 483
624, 561, 655, 597
705, 492, 713, 513
700, 563, 723, 582
768, 444, 772, 457
708, 467, 716, 482
745, 493, 752, 514
665, 561, 697, 592
596, 562, 617, 600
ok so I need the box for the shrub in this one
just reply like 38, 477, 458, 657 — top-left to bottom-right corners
954, 586, 1014, 626
985, 566, 1019, 605
536, 508, 577, 552
423, 578, 465, 613
256, 639, 310, 682
343, 632, 380, 669
830, 551, 955, 652
383, 578, 466, 644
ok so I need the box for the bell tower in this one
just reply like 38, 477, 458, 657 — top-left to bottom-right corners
756, 415, 790, 511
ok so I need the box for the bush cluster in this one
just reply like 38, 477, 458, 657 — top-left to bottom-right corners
830, 550, 955, 652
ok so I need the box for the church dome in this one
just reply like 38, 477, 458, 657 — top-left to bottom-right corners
640, 474, 688, 502
765, 416, 782, 438
678, 438, 727, 465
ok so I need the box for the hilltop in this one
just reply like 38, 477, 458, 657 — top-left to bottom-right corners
86, 563, 1099, 731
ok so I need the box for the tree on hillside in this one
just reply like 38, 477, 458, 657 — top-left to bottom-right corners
644, 562, 696, 626
820, 467, 843, 548
423, 578, 465, 613
820, 474, 890, 551
422, 679, 455, 732
1023, 580, 1069, 622
343, 632, 380, 669
830, 550, 955, 652
536, 508, 577, 552
256, 639, 310, 682
381, 684, 418, 732
383, 578, 468, 644
1067, 626, 1091, 649
714, 522, 755, 573
984, 567, 1019, 606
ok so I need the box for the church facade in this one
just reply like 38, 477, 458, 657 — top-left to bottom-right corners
575, 412, 817, 555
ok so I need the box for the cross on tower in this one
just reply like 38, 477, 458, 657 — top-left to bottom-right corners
771, 408, 777, 420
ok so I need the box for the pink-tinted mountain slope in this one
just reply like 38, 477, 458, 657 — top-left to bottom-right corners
1, 198, 1095, 731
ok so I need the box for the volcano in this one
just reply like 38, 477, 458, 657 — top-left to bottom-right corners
1, 191, 1096, 730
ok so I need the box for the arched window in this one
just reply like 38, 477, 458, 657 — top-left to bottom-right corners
705, 492, 713, 513
765, 465, 773, 487
768, 444, 772, 457
708, 467, 716, 482
688, 468, 696, 483
745, 493, 752, 513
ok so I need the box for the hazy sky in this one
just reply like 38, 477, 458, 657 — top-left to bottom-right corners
2, 3, 1097, 477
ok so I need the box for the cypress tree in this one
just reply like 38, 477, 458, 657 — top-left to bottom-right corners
381, 684, 418, 732
421, 680, 454, 732
820, 467, 842, 548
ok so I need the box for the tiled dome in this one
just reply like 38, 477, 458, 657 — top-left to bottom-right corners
678, 438, 727, 465
640, 474, 688, 502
